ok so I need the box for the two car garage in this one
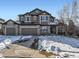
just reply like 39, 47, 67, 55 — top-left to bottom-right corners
19, 26, 40, 35
21, 28, 38, 35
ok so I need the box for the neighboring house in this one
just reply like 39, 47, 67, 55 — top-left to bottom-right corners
0, 18, 5, 35
2, 20, 19, 35
0, 18, 5, 23
0, 22, 3, 35
0, 8, 67, 35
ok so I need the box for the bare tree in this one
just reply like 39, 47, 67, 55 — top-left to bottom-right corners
67, 20, 75, 35
58, 9, 63, 23
71, 0, 79, 26
57, 0, 79, 36
58, 3, 69, 25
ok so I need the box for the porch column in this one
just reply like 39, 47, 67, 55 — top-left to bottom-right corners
16, 25, 18, 35
37, 26, 40, 35
56, 26, 58, 34
37, 28, 40, 35
5, 26, 6, 35
20, 26, 21, 35
48, 26, 51, 34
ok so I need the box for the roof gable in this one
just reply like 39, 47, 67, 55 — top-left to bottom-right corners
30, 8, 43, 15
18, 8, 55, 20
3, 19, 18, 24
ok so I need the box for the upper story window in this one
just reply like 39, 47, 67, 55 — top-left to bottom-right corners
40, 15, 49, 22
25, 16, 31, 22
27, 17, 30, 21
41, 16, 48, 21
20, 16, 24, 22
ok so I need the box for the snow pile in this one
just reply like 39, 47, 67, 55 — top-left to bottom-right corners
59, 52, 79, 58
3, 38, 12, 45
38, 35, 79, 57
0, 38, 12, 50
38, 39, 79, 53
0, 36, 22, 50
21, 36, 33, 39
0, 35, 79, 57
0, 35, 34, 50
0, 42, 6, 50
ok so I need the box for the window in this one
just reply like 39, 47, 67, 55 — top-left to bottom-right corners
40, 15, 49, 22
20, 16, 24, 22
27, 17, 30, 21
25, 16, 31, 22
40, 26, 48, 32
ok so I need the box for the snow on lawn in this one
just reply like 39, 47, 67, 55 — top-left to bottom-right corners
0, 35, 79, 57
0, 35, 34, 49
0, 35, 33, 43
0, 35, 79, 52
38, 35, 79, 54
0, 35, 21, 42
38, 35, 79, 48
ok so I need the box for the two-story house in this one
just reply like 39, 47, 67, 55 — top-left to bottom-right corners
2, 8, 60, 35
18, 8, 57, 35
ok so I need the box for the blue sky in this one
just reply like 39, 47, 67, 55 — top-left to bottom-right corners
0, 0, 73, 20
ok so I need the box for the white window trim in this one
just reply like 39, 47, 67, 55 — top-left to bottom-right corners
25, 16, 31, 22
39, 15, 49, 24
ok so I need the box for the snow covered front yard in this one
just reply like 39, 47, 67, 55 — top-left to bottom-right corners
0, 35, 79, 58
38, 35, 79, 57
38, 35, 79, 48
